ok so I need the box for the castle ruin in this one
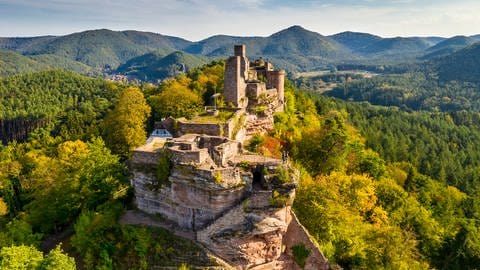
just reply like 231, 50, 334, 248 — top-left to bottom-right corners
225, 44, 285, 111
130, 45, 328, 269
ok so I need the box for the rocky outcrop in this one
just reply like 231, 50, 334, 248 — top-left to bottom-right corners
131, 132, 313, 268
197, 186, 295, 268
131, 136, 249, 230
283, 212, 331, 270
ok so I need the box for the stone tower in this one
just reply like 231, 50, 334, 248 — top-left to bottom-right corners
267, 70, 286, 107
224, 45, 249, 108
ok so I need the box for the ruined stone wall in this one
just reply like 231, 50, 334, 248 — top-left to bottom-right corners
212, 140, 240, 167
224, 53, 248, 108
131, 150, 162, 165
177, 120, 224, 137
176, 114, 242, 139
246, 82, 267, 100
223, 109, 245, 140
170, 147, 210, 164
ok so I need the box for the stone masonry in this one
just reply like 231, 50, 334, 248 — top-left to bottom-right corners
224, 44, 285, 111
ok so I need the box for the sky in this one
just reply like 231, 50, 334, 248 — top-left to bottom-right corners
1, 0, 480, 40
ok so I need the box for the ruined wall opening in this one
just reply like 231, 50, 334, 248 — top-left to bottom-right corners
253, 165, 264, 190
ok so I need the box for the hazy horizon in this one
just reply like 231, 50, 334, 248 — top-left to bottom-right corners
1, 0, 480, 41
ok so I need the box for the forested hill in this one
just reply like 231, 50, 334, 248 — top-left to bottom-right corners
422, 35, 476, 59
1, 29, 192, 68
324, 72, 480, 111
0, 50, 98, 77
0, 70, 118, 144
116, 51, 209, 81
2, 26, 479, 78
434, 42, 480, 83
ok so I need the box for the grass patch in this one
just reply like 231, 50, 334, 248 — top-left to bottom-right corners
188, 110, 234, 124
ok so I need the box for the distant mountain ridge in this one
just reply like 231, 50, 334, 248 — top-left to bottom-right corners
116, 51, 208, 81
1, 26, 480, 79
434, 42, 480, 83
422, 36, 476, 59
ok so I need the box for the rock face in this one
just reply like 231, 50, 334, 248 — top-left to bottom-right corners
132, 135, 250, 230
196, 165, 297, 268
131, 133, 302, 268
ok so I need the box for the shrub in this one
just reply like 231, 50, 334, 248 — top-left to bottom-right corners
292, 244, 311, 268
247, 134, 264, 152
269, 190, 289, 208
275, 166, 291, 184
156, 153, 172, 184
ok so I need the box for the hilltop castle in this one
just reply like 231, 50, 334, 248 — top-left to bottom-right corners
129, 45, 328, 269
224, 44, 285, 110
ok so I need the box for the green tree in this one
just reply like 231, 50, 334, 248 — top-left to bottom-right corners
149, 82, 202, 119
23, 138, 126, 233
103, 87, 151, 157
40, 245, 76, 270
294, 110, 349, 175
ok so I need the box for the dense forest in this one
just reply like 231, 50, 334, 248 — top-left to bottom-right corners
263, 89, 478, 269
0, 60, 479, 269
326, 73, 480, 111
0, 70, 118, 144
0, 64, 228, 269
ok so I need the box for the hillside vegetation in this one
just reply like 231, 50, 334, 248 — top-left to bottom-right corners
0, 69, 208, 268
434, 43, 480, 83
0, 50, 99, 77
0, 70, 117, 144
116, 51, 208, 81
325, 72, 480, 111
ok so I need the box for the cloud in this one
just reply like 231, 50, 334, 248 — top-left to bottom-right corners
0, 0, 479, 39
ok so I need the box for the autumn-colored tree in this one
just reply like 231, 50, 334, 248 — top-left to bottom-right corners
23, 138, 126, 233
0, 245, 43, 269
294, 172, 427, 269
0, 198, 7, 216
40, 245, 76, 270
293, 110, 349, 175
103, 87, 151, 157
0, 244, 76, 270
150, 81, 202, 119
